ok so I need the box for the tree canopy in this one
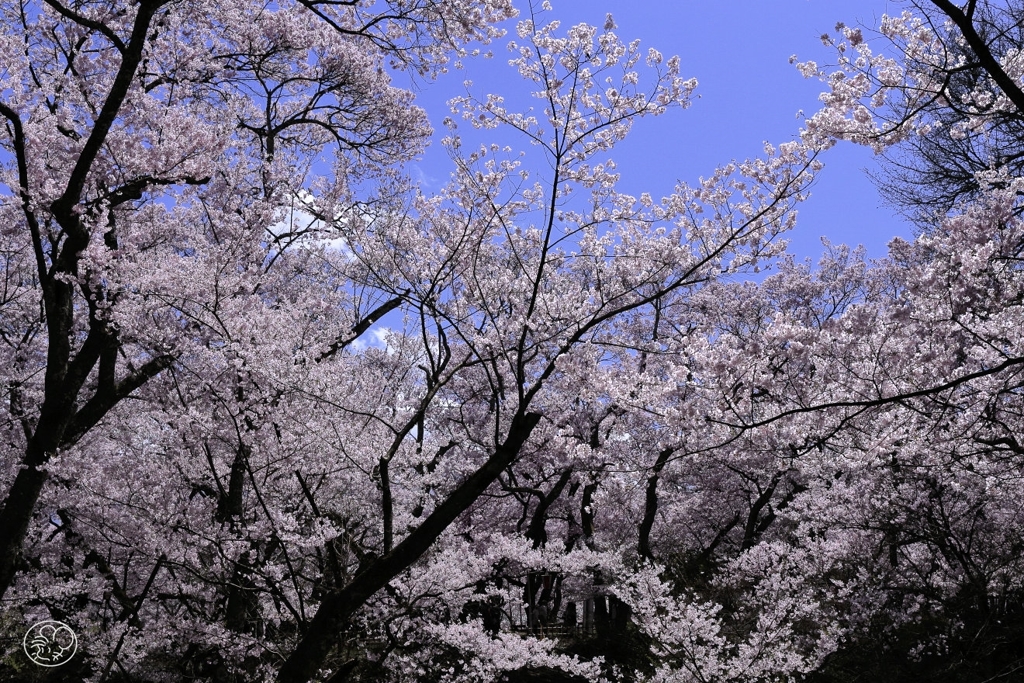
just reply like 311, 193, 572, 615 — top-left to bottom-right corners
1, 1, 1023, 682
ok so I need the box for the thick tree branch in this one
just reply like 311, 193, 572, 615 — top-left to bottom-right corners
50, 0, 167, 239
276, 410, 542, 683
638, 447, 675, 561
0, 102, 47, 285
930, 0, 1024, 116
317, 295, 405, 361
41, 0, 127, 52
525, 467, 573, 549
63, 354, 175, 446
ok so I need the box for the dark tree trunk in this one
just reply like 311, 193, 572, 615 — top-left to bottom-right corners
0, 0, 170, 602
638, 447, 675, 561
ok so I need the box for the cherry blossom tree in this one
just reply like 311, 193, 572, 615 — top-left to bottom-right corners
656, 5, 1024, 675
0, 0, 515, 605
0, 0, 513, 676
683, 192, 1024, 682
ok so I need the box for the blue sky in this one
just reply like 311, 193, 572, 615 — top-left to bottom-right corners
404, 0, 909, 265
